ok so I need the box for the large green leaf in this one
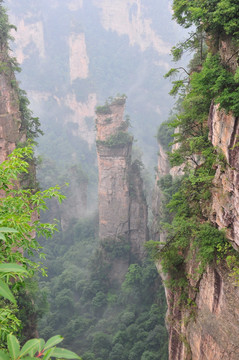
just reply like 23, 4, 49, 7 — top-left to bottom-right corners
0, 350, 10, 360
51, 347, 81, 359
7, 334, 20, 360
28, 338, 45, 356
42, 348, 55, 360
0, 279, 16, 304
19, 339, 41, 358
0, 263, 28, 274
44, 335, 63, 350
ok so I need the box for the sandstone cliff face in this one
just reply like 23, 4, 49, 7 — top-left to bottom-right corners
154, 64, 239, 360
208, 103, 239, 248
154, 135, 239, 359
0, 52, 26, 163
129, 160, 149, 257
95, 98, 148, 281
96, 101, 132, 240
161, 260, 239, 360
152, 143, 169, 243
154, 121, 239, 360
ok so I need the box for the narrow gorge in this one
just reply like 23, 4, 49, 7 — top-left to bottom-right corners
1, 1, 239, 360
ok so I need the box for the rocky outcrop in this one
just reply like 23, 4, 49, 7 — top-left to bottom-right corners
0, 51, 26, 163
95, 97, 148, 281
219, 35, 238, 73
186, 264, 239, 360
152, 142, 169, 243
154, 98, 239, 359
96, 98, 132, 240
129, 160, 149, 258
208, 103, 239, 248
163, 260, 239, 360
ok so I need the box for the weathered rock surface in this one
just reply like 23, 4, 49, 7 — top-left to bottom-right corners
219, 35, 238, 73
129, 160, 148, 257
151, 142, 169, 243
166, 262, 239, 360
96, 99, 132, 238
154, 100, 239, 359
95, 98, 148, 281
0, 52, 25, 163
208, 103, 239, 248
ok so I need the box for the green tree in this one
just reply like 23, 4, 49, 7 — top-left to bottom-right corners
0, 145, 64, 343
0, 4, 16, 50
172, 0, 239, 36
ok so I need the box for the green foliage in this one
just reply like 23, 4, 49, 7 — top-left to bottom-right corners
0, 4, 42, 143
189, 53, 239, 116
16, 278, 49, 344
0, 263, 28, 305
172, 0, 239, 36
141, 350, 160, 360
226, 254, 239, 284
149, 153, 233, 291
169, 80, 186, 97
100, 236, 131, 260
107, 94, 127, 106
96, 131, 133, 148
155, 168, 231, 275
0, 261, 26, 345
0, 4, 16, 50
95, 95, 127, 115
18, 89, 43, 140
157, 121, 174, 151
0, 305, 21, 345
151, 45, 239, 292
0, 146, 64, 272
38, 218, 168, 359
0, 147, 81, 359
170, 30, 207, 63
164, 68, 180, 78
0, 145, 65, 343
95, 103, 112, 115
167, 51, 239, 170
0, 333, 81, 359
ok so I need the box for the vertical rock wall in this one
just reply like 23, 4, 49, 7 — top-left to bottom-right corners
95, 97, 148, 281
0, 51, 26, 163
96, 99, 132, 240
153, 37, 239, 358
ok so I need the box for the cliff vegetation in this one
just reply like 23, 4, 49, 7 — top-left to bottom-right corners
151, 0, 239, 358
